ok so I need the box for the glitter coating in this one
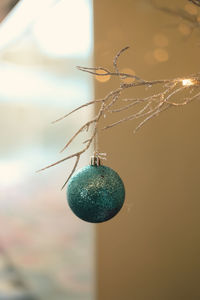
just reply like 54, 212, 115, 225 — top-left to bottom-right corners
66, 165, 125, 223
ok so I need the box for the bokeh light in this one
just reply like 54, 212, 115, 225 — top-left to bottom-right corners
184, 3, 198, 15
95, 69, 111, 82
178, 23, 191, 36
153, 48, 169, 62
120, 68, 136, 84
181, 78, 194, 86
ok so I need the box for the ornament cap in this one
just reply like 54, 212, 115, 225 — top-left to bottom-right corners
90, 156, 101, 166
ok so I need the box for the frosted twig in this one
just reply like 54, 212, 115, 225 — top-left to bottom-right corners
38, 47, 200, 187
61, 155, 80, 190
52, 98, 103, 124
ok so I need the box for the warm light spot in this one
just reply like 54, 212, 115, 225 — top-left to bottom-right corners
153, 33, 169, 48
178, 23, 191, 36
95, 69, 111, 82
181, 79, 194, 86
184, 3, 198, 15
120, 68, 136, 84
153, 48, 169, 62
197, 16, 200, 23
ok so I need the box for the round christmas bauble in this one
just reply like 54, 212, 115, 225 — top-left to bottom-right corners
66, 164, 125, 223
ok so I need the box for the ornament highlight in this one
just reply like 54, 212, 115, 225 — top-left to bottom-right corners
66, 157, 125, 223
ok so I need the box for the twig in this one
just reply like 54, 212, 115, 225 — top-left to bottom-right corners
38, 47, 200, 187
61, 155, 80, 190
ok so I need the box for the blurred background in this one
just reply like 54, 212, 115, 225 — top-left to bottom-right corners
94, 1, 200, 300
0, 0, 94, 299
0, 0, 200, 300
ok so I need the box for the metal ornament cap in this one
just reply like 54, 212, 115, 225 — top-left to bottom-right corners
66, 164, 125, 223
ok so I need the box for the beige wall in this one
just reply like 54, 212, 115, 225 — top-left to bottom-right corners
94, 1, 200, 299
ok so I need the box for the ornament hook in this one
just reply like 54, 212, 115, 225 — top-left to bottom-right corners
91, 156, 101, 166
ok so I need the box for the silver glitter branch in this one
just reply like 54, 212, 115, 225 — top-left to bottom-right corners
38, 47, 200, 188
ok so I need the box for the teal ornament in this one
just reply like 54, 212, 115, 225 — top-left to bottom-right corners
66, 158, 125, 223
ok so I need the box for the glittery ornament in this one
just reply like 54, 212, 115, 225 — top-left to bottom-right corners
66, 158, 125, 223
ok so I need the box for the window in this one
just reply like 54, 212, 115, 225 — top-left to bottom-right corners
0, 1, 94, 299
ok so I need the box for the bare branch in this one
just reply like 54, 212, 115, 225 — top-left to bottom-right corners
113, 46, 129, 80
133, 103, 170, 133
61, 155, 80, 190
37, 152, 79, 172
77, 66, 143, 81
52, 98, 103, 124
60, 119, 96, 153
39, 47, 200, 186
